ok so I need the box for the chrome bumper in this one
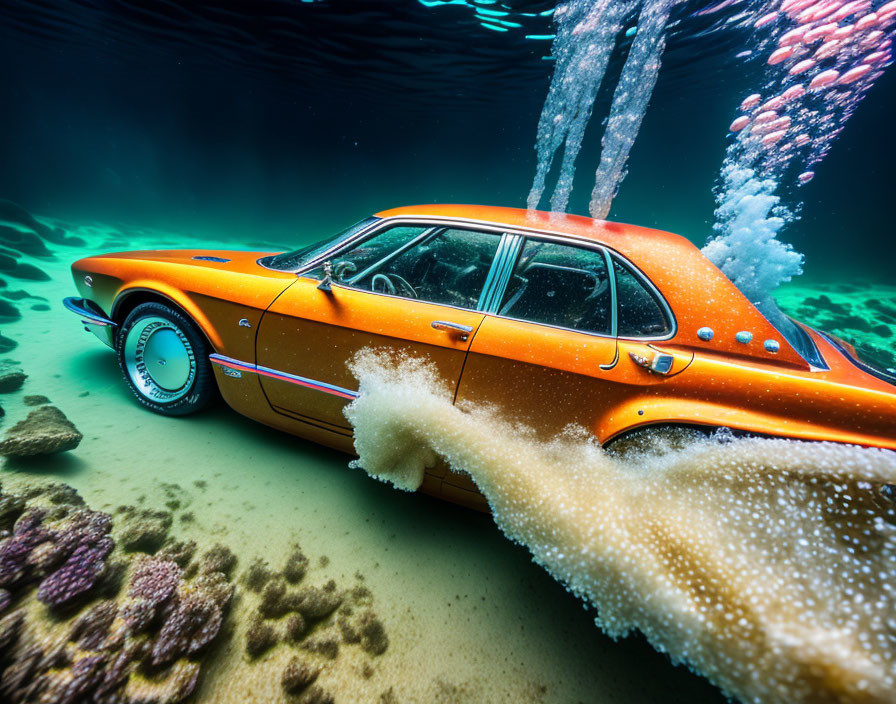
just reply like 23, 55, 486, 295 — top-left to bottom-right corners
62, 297, 116, 348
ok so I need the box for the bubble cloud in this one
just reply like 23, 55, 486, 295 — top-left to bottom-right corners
345, 350, 896, 704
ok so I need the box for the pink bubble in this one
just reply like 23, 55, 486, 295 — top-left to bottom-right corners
789, 58, 817, 74
855, 12, 878, 31
860, 29, 884, 45
762, 130, 788, 146
798, 171, 815, 183
753, 110, 778, 124
740, 93, 762, 110
804, 23, 839, 42
782, 84, 806, 101
782, 0, 817, 15
831, 0, 869, 22
755, 12, 780, 28
795, 133, 811, 146
804, 0, 842, 22
768, 116, 793, 131
779, 26, 811, 45
769, 46, 795, 64
814, 39, 842, 59
809, 68, 841, 88
760, 96, 786, 111
880, 0, 896, 13
864, 50, 889, 63
832, 24, 856, 39
730, 116, 751, 132
838, 64, 872, 82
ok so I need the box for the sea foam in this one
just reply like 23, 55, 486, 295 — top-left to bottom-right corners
345, 350, 896, 704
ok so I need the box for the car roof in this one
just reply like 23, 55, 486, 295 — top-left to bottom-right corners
373, 204, 694, 254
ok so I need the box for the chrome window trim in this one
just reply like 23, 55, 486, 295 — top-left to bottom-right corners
477, 233, 514, 311
480, 234, 523, 313
278, 213, 676, 342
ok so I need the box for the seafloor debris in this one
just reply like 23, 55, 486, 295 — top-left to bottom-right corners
0, 405, 82, 458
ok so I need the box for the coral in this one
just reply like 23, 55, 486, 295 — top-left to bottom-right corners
36, 536, 114, 607
0, 587, 10, 613
338, 607, 388, 655
300, 631, 339, 659
281, 655, 320, 695
258, 576, 289, 618
298, 684, 335, 704
0, 609, 23, 653
0, 360, 26, 393
69, 600, 118, 650
0, 492, 25, 532
242, 557, 274, 592
283, 545, 309, 584
284, 613, 307, 643
0, 406, 82, 457
197, 543, 236, 577
157, 539, 196, 569
129, 556, 182, 606
116, 506, 172, 553
294, 584, 343, 621
245, 616, 278, 658
150, 571, 233, 666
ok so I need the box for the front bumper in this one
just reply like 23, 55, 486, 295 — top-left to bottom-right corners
62, 297, 116, 348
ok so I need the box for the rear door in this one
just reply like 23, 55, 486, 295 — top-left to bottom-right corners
255, 222, 506, 432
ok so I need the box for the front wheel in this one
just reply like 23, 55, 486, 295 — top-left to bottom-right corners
116, 302, 216, 416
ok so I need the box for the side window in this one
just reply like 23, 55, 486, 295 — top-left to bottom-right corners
612, 255, 672, 338
351, 227, 502, 309
498, 240, 612, 335
309, 225, 430, 282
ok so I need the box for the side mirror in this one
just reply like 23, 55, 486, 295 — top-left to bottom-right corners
317, 261, 334, 292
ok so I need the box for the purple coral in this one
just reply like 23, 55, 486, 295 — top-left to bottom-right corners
0, 508, 50, 587
129, 556, 182, 605
37, 536, 113, 607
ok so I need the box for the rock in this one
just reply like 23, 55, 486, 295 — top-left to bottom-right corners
0, 225, 51, 257
0, 406, 82, 458
0, 332, 17, 353
281, 656, 320, 695
23, 395, 50, 406
0, 300, 20, 322
116, 507, 172, 553
0, 361, 26, 393
245, 616, 278, 658
283, 545, 309, 584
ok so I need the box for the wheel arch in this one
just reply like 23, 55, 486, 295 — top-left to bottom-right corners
111, 286, 223, 351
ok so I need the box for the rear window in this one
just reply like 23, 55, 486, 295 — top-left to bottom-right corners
611, 254, 673, 338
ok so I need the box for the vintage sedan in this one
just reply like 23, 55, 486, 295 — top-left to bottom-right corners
64, 204, 896, 510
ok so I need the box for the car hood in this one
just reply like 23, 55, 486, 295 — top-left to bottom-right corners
92, 249, 275, 267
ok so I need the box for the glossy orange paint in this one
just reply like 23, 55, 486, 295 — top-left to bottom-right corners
68, 205, 896, 512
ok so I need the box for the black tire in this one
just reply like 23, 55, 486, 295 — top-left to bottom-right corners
116, 301, 216, 416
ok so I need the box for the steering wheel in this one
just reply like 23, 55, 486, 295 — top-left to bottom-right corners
389, 273, 418, 299
370, 273, 418, 299
371, 273, 396, 295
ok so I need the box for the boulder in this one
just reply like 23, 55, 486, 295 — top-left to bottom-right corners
0, 406, 82, 457
0, 361, 26, 393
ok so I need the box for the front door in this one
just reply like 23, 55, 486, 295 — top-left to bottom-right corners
255, 223, 504, 432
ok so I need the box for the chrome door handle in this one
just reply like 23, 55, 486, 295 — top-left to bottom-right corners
431, 320, 473, 341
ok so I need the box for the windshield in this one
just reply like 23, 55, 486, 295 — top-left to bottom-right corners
259, 217, 379, 271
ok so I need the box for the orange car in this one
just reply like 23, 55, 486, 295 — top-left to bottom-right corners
64, 204, 896, 509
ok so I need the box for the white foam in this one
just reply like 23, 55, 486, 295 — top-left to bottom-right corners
346, 350, 896, 703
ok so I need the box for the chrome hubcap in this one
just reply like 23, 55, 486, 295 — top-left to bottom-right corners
124, 316, 196, 403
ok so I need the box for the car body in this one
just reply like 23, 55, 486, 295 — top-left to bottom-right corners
64, 204, 896, 511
